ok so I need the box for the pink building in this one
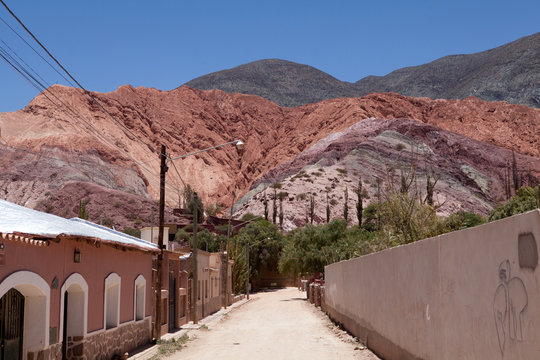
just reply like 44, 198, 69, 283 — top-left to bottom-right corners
0, 200, 158, 360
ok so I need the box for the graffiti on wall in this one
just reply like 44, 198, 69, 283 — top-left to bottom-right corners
493, 259, 528, 355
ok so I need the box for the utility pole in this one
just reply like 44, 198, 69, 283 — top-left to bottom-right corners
154, 144, 167, 341
150, 207, 155, 242
223, 190, 235, 309
191, 192, 199, 324
246, 243, 250, 300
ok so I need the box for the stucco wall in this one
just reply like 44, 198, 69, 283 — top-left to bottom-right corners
325, 209, 540, 360
0, 236, 154, 356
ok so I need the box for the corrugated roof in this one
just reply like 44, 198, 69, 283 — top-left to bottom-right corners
0, 199, 158, 252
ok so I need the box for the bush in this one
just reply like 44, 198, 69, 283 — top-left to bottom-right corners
489, 186, 539, 221
444, 211, 486, 231
123, 227, 141, 238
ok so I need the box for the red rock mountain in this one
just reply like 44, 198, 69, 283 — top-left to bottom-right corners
0, 85, 538, 229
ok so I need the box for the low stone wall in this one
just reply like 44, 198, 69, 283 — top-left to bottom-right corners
27, 343, 62, 360
308, 281, 324, 307
82, 318, 152, 359
233, 294, 245, 303
324, 210, 540, 360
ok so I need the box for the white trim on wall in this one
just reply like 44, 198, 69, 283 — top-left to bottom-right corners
104, 272, 121, 330
0, 270, 50, 353
134, 274, 146, 321
59, 273, 89, 342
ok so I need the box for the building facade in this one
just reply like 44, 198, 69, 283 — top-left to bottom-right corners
0, 200, 157, 360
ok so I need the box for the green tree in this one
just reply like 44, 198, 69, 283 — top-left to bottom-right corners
78, 199, 89, 220
278, 219, 374, 275
197, 229, 220, 252
205, 203, 223, 216
379, 190, 443, 245
188, 192, 204, 223
233, 219, 284, 281
175, 227, 191, 245
183, 184, 194, 208
230, 239, 249, 294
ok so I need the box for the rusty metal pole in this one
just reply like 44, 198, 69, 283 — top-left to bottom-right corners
154, 144, 167, 341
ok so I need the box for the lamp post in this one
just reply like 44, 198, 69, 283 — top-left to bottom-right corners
154, 139, 244, 339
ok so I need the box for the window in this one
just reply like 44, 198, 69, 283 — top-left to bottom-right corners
104, 273, 121, 329
134, 275, 146, 321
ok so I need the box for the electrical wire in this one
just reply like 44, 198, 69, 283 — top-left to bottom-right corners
0, 50, 58, 106
0, 45, 178, 197
0, 1, 188, 202
0, 14, 77, 88
0, 38, 49, 86
0, 42, 84, 120
0, 1, 156, 153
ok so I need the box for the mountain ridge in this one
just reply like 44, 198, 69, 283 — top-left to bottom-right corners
1, 86, 539, 230
185, 32, 540, 108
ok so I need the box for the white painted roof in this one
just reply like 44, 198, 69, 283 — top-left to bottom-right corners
0, 199, 158, 251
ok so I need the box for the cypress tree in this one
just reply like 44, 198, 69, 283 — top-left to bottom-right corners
310, 195, 315, 224
326, 191, 330, 223
272, 188, 277, 224
356, 179, 363, 227
343, 187, 349, 224
512, 151, 520, 191
279, 195, 284, 230
263, 192, 269, 221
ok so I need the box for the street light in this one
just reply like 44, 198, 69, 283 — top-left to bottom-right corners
154, 139, 244, 340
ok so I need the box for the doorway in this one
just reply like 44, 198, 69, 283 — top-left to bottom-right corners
168, 273, 176, 331
0, 288, 24, 360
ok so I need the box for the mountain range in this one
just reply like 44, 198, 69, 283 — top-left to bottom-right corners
185, 32, 540, 108
1, 86, 539, 230
1, 32, 539, 231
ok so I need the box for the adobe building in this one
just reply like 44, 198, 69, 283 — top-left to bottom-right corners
141, 226, 233, 334
0, 200, 158, 360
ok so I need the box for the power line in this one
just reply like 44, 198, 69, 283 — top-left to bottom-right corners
0, 41, 83, 120
0, 46, 176, 196
0, 38, 49, 86
0, 0, 156, 153
0, 49, 58, 106
0, 45, 177, 196
0, 1, 186, 202
0, 14, 77, 88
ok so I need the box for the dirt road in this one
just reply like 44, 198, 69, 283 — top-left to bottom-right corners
167, 287, 378, 360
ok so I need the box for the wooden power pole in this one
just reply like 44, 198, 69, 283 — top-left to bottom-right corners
154, 144, 168, 340
192, 192, 199, 324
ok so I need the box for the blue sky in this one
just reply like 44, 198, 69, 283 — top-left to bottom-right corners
0, 0, 538, 112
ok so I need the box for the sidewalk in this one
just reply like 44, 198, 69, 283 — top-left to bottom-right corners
129, 298, 250, 360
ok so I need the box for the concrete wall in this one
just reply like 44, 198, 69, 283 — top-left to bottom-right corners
324, 210, 540, 360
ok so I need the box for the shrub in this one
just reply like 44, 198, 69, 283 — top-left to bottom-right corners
444, 211, 486, 231
489, 185, 539, 221
123, 227, 140, 238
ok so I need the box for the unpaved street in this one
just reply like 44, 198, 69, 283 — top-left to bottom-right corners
168, 288, 378, 360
